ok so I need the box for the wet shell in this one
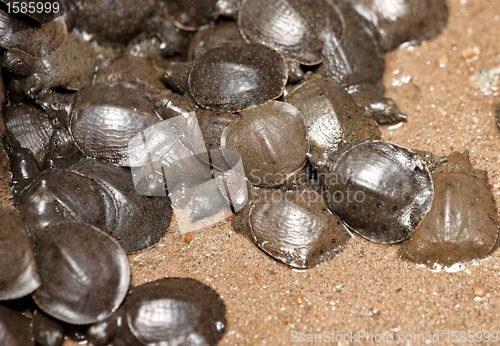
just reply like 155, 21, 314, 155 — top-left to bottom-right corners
356, 0, 449, 52
31, 310, 65, 346
285, 74, 381, 168
327, 141, 434, 244
3, 102, 54, 166
0, 206, 40, 301
188, 44, 287, 112
164, 0, 218, 31
32, 222, 130, 325
247, 188, 351, 268
238, 0, 343, 65
318, 0, 384, 86
196, 108, 237, 151
221, 101, 308, 187
402, 172, 499, 267
70, 82, 161, 166
16, 169, 117, 244
121, 278, 226, 345
69, 158, 173, 253
0, 7, 66, 58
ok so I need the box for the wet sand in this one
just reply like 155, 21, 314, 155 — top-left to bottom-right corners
1, 0, 500, 344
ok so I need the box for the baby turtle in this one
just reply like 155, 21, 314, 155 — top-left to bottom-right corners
0, 6, 66, 57
356, 0, 449, 51
402, 152, 499, 268
326, 141, 434, 244
69, 82, 162, 166
3, 102, 54, 166
2, 33, 96, 99
0, 206, 40, 301
238, 0, 343, 65
164, 44, 288, 112
88, 278, 227, 345
221, 101, 308, 187
32, 222, 130, 325
318, 0, 385, 86
284, 74, 381, 169
237, 187, 351, 268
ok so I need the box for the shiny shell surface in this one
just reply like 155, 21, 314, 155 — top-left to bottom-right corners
285, 75, 381, 167
247, 188, 351, 268
318, 0, 384, 86
69, 158, 172, 253
0, 206, 40, 300
0, 7, 66, 57
123, 278, 227, 345
16, 168, 117, 244
402, 173, 499, 267
188, 44, 287, 112
70, 82, 161, 166
221, 101, 308, 187
32, 222, 130, 325
0, 304, 34, 346
327, 141, 434, 244
238, 0, 343, 65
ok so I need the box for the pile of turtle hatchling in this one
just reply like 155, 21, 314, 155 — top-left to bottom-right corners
0, 0, 499, 344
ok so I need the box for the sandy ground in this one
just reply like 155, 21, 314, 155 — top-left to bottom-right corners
1, 0, 500, 345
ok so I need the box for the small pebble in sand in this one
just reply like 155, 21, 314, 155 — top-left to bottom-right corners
461, 45, 480, 60
296, 297, 304, 305
438, 55, 448, 67
185, 235, 192, 243
474, 286, 486, 297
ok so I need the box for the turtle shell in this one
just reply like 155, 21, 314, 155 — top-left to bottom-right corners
402, 172, 499, 268
238, 0, 343, 65
326, 141, 434, 244
285, 74, 381, 168
0, 304, 34, 345
188, 44, 287, 112
247, 188, 351, 268
32, 222, 130, 325
221, 101, 308, 187
0, 6, 66, 57
0, 206, 40, 300
70, 82, 161, 166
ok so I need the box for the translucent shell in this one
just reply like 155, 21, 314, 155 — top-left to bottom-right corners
402, 172, 499, 267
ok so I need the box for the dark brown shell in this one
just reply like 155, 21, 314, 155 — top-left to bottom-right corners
327, 141, 434, 244
0, 7, 66, 58
164, 0, 218, 31
0, 304, 35, 345
188, 44, 287, 112
247, 188, 351, 268
70, 83, 161, 166
32, 222, 130, 325
285, 74, 381, 168
356, 0, 449, 52
221, 101, 308, 187
318, 0, 384, 86
238, 0, 343, 65
196, 108, 236, 151
187, 20, 246, 61
402, 172, 499, 268
31, 310, 65, 346
123, 278, 226, 345
16, 169, 117, 244
75, 0, 155, 43
69, 158, 173, 253
3, 102, 54, 166
0, 206, 40, 300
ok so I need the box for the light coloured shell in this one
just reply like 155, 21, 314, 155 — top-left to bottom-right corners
327, 141, 434, 244
221, 101, 308, 187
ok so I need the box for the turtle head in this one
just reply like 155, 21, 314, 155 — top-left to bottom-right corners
1, 50, 33, 76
